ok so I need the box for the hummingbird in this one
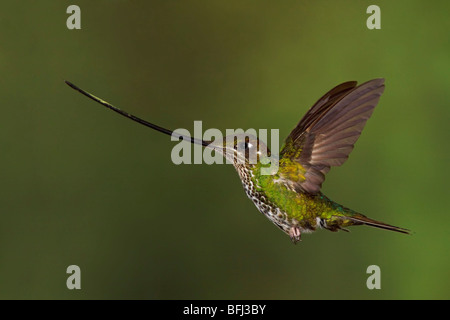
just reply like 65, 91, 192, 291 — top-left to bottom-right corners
65, 78, 410, 243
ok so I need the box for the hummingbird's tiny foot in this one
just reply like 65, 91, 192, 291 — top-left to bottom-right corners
289, 226, 301, 244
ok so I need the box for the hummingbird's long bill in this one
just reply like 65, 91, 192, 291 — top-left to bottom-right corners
64, 81, 211, 147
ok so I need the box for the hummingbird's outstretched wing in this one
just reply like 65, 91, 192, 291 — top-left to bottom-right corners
278, 79, 385, 194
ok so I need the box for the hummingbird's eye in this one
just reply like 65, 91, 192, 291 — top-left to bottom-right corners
238, 142, 252, 150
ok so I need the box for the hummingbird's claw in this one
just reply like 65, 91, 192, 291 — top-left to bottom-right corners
289, 226, 302, 244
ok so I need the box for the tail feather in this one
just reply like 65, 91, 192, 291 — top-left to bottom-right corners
346, 215, 411, 235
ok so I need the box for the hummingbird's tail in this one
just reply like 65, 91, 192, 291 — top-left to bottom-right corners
345, 214, 411, 235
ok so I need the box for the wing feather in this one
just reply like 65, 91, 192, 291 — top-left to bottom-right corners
278, 79, 385, 194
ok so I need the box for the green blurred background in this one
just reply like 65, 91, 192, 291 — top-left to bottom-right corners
0, 1, 448, 299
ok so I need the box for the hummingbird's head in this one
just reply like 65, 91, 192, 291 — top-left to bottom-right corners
209, 133, 271, 168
